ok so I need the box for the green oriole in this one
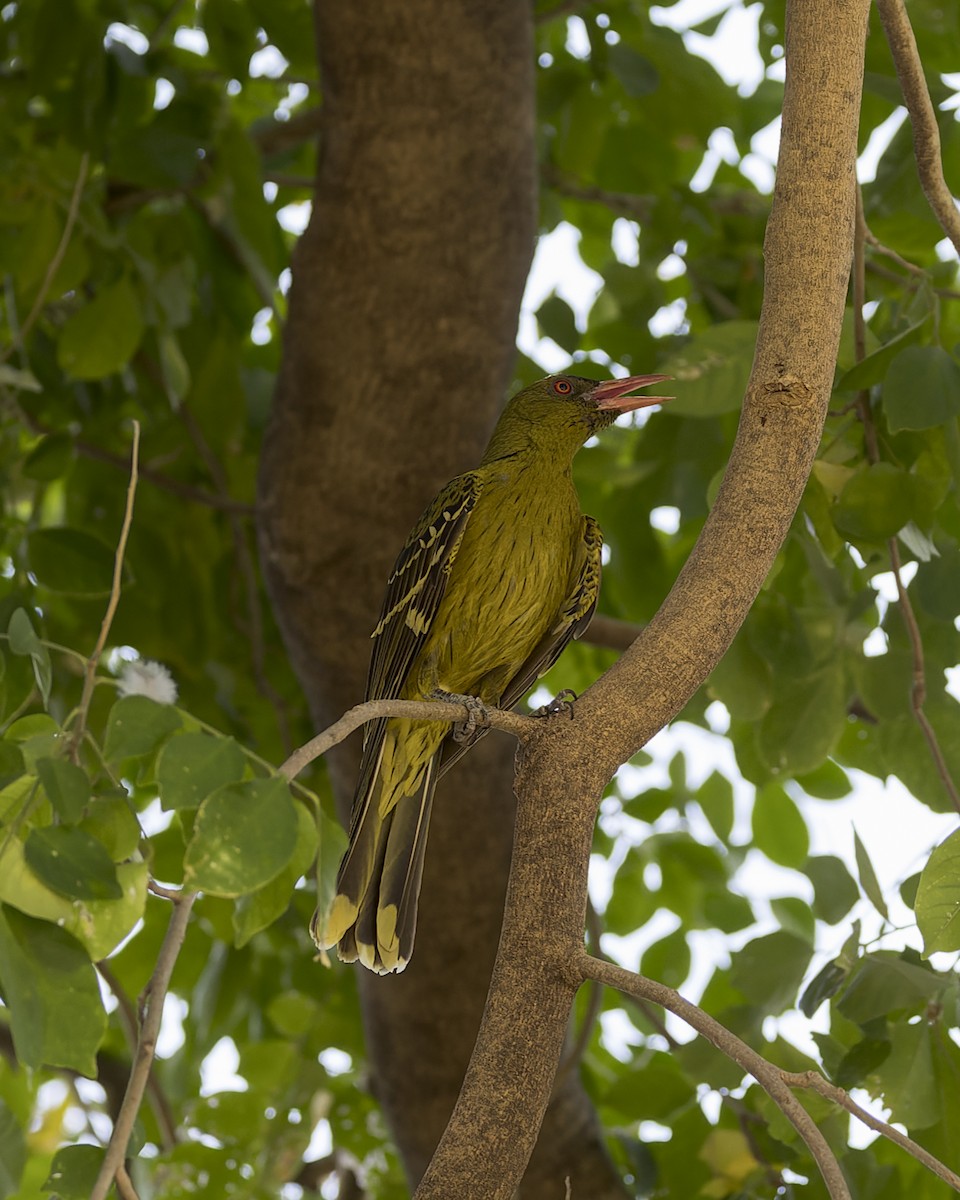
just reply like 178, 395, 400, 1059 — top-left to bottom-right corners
313, 372, 669, 973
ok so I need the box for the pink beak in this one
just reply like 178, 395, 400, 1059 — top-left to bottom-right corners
589, 374, 672, 415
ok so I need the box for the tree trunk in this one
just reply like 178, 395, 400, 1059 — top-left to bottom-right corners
258, 3, 628, 1195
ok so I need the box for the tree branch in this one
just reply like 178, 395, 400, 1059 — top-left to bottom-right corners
876, 0, 960, 257
91, 891, 198, 1200
413, 0, 871, 1194
579, 955, 852, 1200
278, 699, 533, 781
782, 1070, 960, 1192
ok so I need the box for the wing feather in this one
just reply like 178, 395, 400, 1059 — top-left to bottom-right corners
351, 473, 483, 821
439, 514, 603, 776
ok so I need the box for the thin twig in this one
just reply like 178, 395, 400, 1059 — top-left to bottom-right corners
278, 699, 534, 781
71, 422, 140, 758
852, 191, 960, 814
579, 954, 853, 1200
91, 891, 198, 1200
96, 961, 178, 1151
1, 154, 90, 364
865, 258, 960, 300
876, 0, 960, 257
782, 1070, 960, 1192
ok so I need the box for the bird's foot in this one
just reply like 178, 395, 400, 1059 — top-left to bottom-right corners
532, 688, 578, 720
429, 689, 491, 741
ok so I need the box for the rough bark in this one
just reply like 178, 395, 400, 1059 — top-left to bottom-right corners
258, 2, 627, 1195
413, 0, 872, 1195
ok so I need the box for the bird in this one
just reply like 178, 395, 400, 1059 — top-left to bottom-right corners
313, 371, 670, 973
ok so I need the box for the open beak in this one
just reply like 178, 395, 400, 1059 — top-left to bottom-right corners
590, 373, 672, 415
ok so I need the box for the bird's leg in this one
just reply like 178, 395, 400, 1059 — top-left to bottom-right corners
532, 688, 578, 720
428, 689, 491, 742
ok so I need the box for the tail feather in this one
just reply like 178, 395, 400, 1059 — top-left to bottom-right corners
313, 751, 440, 974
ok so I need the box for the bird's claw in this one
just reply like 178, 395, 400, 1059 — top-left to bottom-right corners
532, 688, 578, 720
429, 689, 490, 741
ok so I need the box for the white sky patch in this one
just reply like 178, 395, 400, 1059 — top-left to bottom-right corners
154, 78, 174, 110
611, 218, 640, 267
565, 15, 591, 59
690, 126, 740, 193
200, 1037, 247, 1095
173, 26, 208, 55
682, 3, 764, 95
278, 201, 312, 236
648, 297, 688, 337
650, 505, 681, 533
156, 995, 188, 1058
517, 222, 603, 367
105, 22, 148, 55
250, 45, 289, 78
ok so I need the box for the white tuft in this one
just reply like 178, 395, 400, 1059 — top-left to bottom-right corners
117, 660, 178, 705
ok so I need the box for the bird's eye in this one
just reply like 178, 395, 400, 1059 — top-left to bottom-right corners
553, 379, 573, 395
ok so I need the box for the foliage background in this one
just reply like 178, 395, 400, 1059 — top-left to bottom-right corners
1, 0, 960, 1197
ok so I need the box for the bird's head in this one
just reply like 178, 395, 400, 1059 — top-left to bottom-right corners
484, 372, 671, 463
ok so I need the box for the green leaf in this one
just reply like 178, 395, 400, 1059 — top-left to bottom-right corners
185, 778, 298, 897
839, 954, 945, 1024
770, 895, 816, 944
42, 1144, 105, 1199
535, 293, 579, 353
57, 277, 145, 380
22, 433, 74, 481
915, 828, 960, 954
658, 321, 758, 417
104, 695, 182, 762
7, 608, 51, 707
795, 759, 852, 800
0, 1098, 26, 1196
751, 784, 810, 868
708, 631, 772, 721
27, 526, 117, 596
882, 345, 960, 432
729, 930, 812, 1013
607, 45, 659, 97
806, 854, 860, 924
834, 314, 930, 391
157, 731, 246, 810
0, 905, 106, 1075
35, 756, 90, 822
834, 1037, 891, 1089
853, 829, 889, 921
874, 1020, 940, 1129
799, 959, 848, 1017
0, 741, 25, 789
0, 836, 148, 960
233, 797, 319, 946
833, 462, 916, 543
696, 771, 734, 843
24, 826, 123, 900
640, 928, 690, 989
758, 666, 847, 775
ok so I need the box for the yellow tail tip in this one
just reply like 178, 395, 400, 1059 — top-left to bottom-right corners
312, 894, 358, 950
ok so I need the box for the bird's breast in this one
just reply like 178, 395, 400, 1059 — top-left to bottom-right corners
412, 473, 582, 700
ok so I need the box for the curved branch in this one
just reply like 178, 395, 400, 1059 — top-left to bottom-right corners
413, 0, 872, 1196
579, 956, 852, 1200
876, 0, 960, 256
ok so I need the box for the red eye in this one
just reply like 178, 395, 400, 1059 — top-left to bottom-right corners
553, 379, 573, 395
